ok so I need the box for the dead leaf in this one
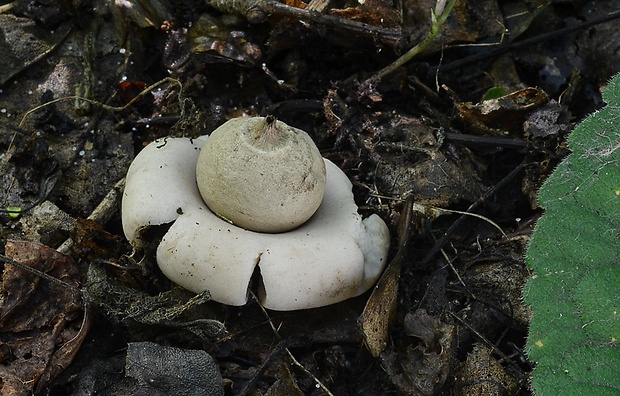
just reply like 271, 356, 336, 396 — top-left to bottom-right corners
0, 241, 82, 330
264, 361, 305, 396
454, 87, 549, 136
359, 260, 400, 357
0, 240, 90, 395
359, 197, 414, 357
347, 112, 488, 207
284, 0, 307, 8
111, 0, 172, 28
330, 0, 400, 28
125, 341, 224, 396
381, 309, 454, 395
70, 218, 123, 262
404, 309, 445, 348
189, 13, 262, 67
453, 343, 520, 395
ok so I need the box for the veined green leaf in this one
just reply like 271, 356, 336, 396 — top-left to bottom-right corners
524, 73, 620, 395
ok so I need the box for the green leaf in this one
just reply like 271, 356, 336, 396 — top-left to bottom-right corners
481, 86, 505, 101
6, 206, 22, 219
524, 73, 620, 395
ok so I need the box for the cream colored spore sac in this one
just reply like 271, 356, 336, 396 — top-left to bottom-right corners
196, 116, 327, 233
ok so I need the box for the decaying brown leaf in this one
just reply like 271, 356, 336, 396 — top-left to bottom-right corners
86, 263, 226, 343
70, 218, 123, 262
330, 0, 400, 28
370, 115, 487, 207
0, 240, 91, 395
453, 87, 549, 136
453, 343, 520, 395
263, 361, 305, 396
284, 0, 306, 8
189, 13, 262, 67
359, 196, 414, 357
125, 341, 224, 395
359, 258, 400, 358
111, 0, 172, 28
381, 309, 454, 395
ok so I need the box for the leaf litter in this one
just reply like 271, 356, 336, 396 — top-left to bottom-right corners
0, 240, 90, 395
0, 1, 620, 395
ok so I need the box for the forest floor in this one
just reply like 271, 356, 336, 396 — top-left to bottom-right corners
0, 0, 619, 395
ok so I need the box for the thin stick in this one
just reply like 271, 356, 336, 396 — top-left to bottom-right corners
434, 9, 620, 74
208, 0, 401, 46
0, 2, 15, 13
285, 348, 336, 396
246, 291, 336, 396
18, 77, 184, 128
448, 311, 523, 379
57, 178, 126, 254
421, 162, 526, 266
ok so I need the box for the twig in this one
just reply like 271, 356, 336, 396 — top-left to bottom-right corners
439, 247, 473, 300
18, 77, 184, 128
0, 1, 15, 13
434, 9, 620, 74
242, 291, 336, 396
443, 132, 530, 150
208, 0, 401, 47
421, 161, 526, 266
430, 207, 507, 238
449, 310, 509, 359
285, 348, 335, 396
56, 178, 125, 254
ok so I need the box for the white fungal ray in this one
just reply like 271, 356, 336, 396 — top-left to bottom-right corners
121, 137, 207, 247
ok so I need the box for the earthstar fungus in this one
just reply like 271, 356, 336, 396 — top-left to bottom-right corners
196, 116, 326, 233
122, 117, 390, 310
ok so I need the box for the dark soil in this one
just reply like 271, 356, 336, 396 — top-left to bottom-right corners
0, 0, 619, 395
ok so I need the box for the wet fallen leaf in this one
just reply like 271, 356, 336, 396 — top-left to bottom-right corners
70, 218, 123, 263
264, 362, 305, 396
189, 13, 262, 67
284, 0, 307, 8
381, 309, 454, 395
371, 116, 487, 206
0, 240, 90, 395
86, 262, 226, 343
402, 0, 505, 48
125, 341, 224, 396
359, 260, 400, 357
359, 197, 414, 357
523, 99, 570, 139
110, 0, 172, 28
458, 237, 532, 331
454, 87, 549, 136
